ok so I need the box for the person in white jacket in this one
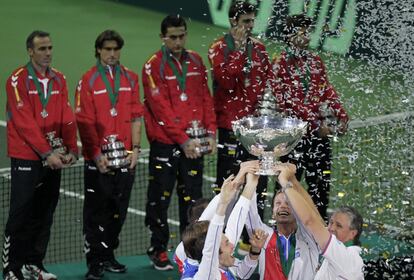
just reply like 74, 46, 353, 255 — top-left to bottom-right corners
275, 163, 364, 280
245, 175, 320, 279
174, 160, 259, 275
181, 163, 268, 279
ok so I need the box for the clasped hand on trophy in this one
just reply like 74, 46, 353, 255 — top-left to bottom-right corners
46, 151, 76, 170
95, 155, 110, 173
183, 138, 216, 159
183, 139, 202, 159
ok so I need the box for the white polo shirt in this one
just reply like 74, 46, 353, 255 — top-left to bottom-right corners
315, 234, 364, 280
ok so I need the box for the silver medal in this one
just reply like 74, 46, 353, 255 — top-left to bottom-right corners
180, 92, 188, 102
41, 109, 48, 118
110, 107, 118, 117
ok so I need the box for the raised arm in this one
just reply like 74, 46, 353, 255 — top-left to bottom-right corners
200, 160, 260, 223
194, 175, 238, 280
276, 163, 330, 250
225, 162, 260, 245
273, 163, 321, 219
234, 229, 268, 279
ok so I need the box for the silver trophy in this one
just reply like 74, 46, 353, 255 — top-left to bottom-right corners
186, 120, 211, 155
46, 131, 67, 155
232, 115, 307, 175
101, 135, 130, 169
44, 131, 68, 166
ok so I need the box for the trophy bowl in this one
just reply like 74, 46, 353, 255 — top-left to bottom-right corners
232, 115, 307, 175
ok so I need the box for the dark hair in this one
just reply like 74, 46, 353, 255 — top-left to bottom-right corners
160, 15, 187, 36
334, 206, 363, 246
26, 30, 50, 50
283, 14, 313, 42
187, 198, 210, 224
182, 221, 210, 262
228, 1, 256, 22
94, 30, 124, 58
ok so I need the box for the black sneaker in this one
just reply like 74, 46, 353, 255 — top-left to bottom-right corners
102, 259, 127, 273
147, 247, 174, 271
85, 263, 104, 280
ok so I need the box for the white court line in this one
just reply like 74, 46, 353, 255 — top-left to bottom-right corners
0, 167, 11, 173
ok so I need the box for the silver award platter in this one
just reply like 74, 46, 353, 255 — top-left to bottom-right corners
101, 134, 130, 169
232, 115, 307, 175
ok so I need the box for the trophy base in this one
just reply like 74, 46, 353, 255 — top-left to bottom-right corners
257, 152, 281, 176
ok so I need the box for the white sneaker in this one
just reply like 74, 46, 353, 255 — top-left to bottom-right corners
21, 264, 57, 280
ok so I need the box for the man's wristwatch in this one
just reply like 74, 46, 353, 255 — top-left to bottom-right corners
132, 144, 141, 153
282, 181, 293, 191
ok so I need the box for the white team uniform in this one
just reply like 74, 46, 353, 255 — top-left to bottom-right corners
174, 194, 223, 273
315, 234, 364, 280
179, 195, 258, 279
245, 195, 320, 280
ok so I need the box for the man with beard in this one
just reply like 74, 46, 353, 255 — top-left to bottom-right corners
143, 15, 216, 270
273, 14, 348, 220
75, 30, 143, 279
208, 0, 274, 254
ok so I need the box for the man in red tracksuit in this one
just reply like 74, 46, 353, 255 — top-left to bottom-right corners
142, 15, 216, 270
208, 1, 274, 252
273, 14, 349, 220
3, 30, 78, 280
75, 30, 143, 280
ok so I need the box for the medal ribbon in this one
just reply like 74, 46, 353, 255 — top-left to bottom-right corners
96, 60, 121, 108
286, 48, 311, 95
162, 45, 188, 93
276, 232, 296, 277
26, 62, 54, 110
224, 33, 253, 74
